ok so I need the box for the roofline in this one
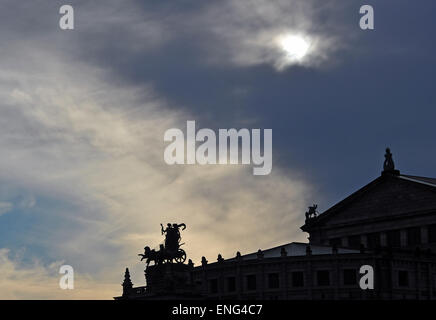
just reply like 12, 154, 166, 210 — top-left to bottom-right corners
301, 172, 436, 231
399, 175, 436, 188
301, 175, 385, 231
310, 207, 436, 231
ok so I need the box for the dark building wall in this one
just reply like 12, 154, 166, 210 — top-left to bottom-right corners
191, 252, 436, 300
312, 214, 436, 251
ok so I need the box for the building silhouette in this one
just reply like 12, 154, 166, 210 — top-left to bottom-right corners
116, 149, 436, 300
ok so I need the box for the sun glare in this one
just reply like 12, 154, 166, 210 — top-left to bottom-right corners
277, 34, 311, 62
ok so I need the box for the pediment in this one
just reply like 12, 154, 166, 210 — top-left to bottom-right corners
314, 175, 436, 227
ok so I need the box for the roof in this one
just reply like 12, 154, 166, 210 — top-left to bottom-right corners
399, 175, 436, 187
225, 242, 359, 261
301, 172, 436, 231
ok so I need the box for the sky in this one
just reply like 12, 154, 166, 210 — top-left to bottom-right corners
0, 0, 435, 299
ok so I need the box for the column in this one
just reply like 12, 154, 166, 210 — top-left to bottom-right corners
421, 226, 429, 244
380, 232, 387, 247
361, 235, 368, 248
400, 229, 407, 247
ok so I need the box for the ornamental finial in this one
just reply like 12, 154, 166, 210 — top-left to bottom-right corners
382, 148, 400, 175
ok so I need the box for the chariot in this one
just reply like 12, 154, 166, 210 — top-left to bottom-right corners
139, 223, 188, 267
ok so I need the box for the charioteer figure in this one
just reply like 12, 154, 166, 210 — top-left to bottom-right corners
161, 223, 186, 252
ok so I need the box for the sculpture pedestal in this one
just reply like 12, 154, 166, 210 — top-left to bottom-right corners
143, 263, 200, 299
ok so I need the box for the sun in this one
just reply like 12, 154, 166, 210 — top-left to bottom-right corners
276, 34, 311, 62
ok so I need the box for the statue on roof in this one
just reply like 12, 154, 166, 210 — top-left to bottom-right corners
139, 223, 187, 267
161, 223, 186, 252
305, 204, 318, 220
383, 148, 395, 171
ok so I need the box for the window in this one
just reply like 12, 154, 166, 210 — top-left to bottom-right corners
317, 270, 330, 286
429, 224, 436, 243
268, 273, 279, 289
343, 269, 357, 285
367, 232, 380, 249
227, 277, 236, 292
398, 271, 409, 287
387, 230, 401, 247
209, 279, 218, 293
348, 235, 361, 248
292, 271, 304, 287
407, 227, 421, 246
246, 275, 256, 291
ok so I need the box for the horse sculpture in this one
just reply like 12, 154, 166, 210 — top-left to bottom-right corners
138, 245, 187, 267
138, 246, 164, 267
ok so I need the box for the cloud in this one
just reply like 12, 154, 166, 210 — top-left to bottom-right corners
18, 195, 36, 209
0, 45, 313, 298
182, 0, 351, 71
0, 248, 115, 299
0, 202, 13, 216
24, 0, 352, 73
0, 0, 315, 298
